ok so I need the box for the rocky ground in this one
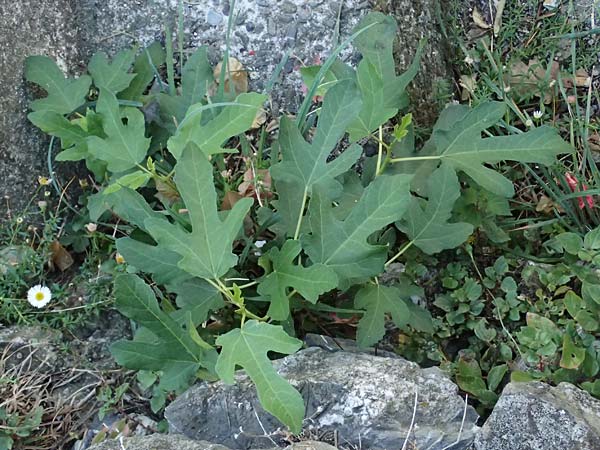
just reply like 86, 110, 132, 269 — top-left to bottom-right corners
3, 326, 600, 449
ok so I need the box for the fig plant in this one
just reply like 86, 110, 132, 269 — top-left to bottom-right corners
25, 12, 571, 431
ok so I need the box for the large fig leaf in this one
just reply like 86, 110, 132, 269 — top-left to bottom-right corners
347, 13, 422, 141
303, 174, 412, 281
215, 320, 304, 433
120, 42, 166, 101
168, 279, 224, 326
257, 240, 338, 320
25, 56, 91, 114
397, 163, 473, 254
111, 274, 216, 391
167, 92, 266, 159
393, 102, 572, 197
158, 47, 214, 133
88, 49, 136, 93
87, 88, 150, 172
116, 237, 190, 286
354, 284, 410, 348
145, 147, 253, 279
270, 80, 362, 194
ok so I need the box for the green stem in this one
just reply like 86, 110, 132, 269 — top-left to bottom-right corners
375, 126, 384, 176
385, 241, 414, 267
293, 187, 309, 240
389, 155, 441, 163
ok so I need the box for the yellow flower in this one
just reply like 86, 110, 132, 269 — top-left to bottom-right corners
38, 176, 52, 186
115, 253, 125, 264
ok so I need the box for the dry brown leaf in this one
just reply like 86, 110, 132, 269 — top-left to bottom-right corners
505, 59, 559, 103
251, 108, 267, 129
536, 195, 563, 214
155, 179, 180, 205
213, 57, 248, 95
238, 168, 273, 203
459, 74, 478, 101
50, 240, 73, 272
589, 132, 600, 152
221, 191, 244, 210
563, 68, 591, 88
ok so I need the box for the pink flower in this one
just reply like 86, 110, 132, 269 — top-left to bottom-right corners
565, 172, 594, 209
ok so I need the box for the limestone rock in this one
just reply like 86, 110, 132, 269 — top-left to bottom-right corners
86, 435, 232, 450
86, 435, 336, 450
474, 382, 600, 450
166, 347, 478, 450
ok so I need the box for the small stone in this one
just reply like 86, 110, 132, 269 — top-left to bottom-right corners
235, 31, 249, 47
206, 9, 222, 26
257, 0, 269, 6
298, 7, 311, 22
267, 17, 277, 34
285, 23, 297, 40
245, 22, 255, 32
280, 1, 298, 14
279, 14, 294, 23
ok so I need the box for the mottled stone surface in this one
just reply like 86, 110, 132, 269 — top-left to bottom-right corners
166, 347, 478, 450
86, 435, 232, 450
475, 382, 600, 450
0, 0, 82, 218
87, 435, 336, 450
1, 0, 448, 213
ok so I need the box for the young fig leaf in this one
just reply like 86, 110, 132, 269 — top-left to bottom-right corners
396, 163, 473, 254
87, 88, 150, 172
145, 147, 253, 279
25, 55, 91, 114
215, 320, 304, 433
111, 274, 216, 391
158, 46, 214, 133
167, 92, 266, 159
303, 174, 412, 281
271, 79, 363, 194
393, 102, 572, 197
258, 240, 338, 320
88, 49, 136, 93
354, 284, 410, 348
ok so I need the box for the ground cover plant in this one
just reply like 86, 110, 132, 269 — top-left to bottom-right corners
6, 1, 600, 444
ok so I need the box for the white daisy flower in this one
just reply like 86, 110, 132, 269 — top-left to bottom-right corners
533, 110, 543, 120
27, 285, 52, 308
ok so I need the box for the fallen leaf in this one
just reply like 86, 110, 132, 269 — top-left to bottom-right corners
213, 57, 248, 95
221, 191, 244, 210
51, 240, 74, 272
563, 68, 591, 88
459, 74, 478, 100
251, 108, 267, 129
155, 179, 180, 205
505, 59, 559, 103
238, 167, 273, 203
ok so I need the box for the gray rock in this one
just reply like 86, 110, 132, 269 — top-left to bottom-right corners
0, 325, 61, 370
166, 347, 478, 450
86, 435, 232, 450
0, 0, 82, 217
475, 382, 600, 450
207, 9, 224, 26
87, 435, 335, 450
